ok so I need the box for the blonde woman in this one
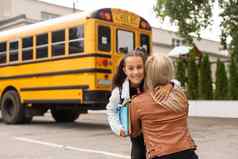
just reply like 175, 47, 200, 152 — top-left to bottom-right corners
130, 54, 198, 159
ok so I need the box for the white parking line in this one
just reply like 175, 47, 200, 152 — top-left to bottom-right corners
14, 137, 130, 159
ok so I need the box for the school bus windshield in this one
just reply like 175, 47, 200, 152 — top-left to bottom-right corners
117, 29, 134, 53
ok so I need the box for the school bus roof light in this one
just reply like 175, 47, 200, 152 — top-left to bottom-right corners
99, 10, 112, 22
91, 8, 113, 22
140, 18, 151, 30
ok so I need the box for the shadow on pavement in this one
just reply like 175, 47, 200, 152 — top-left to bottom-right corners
0, 117, 110, 131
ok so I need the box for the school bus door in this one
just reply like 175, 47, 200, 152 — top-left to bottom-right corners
112, 27, 136, 75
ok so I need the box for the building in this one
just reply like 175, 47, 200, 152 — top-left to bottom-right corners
0, 0, 229, 64
152, 27, 229, 63
0, 0, 81, 30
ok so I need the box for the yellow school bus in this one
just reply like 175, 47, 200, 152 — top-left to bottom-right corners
0, 8, 152, 124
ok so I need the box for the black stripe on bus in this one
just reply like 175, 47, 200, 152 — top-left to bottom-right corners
0, 68, 111, 80
0, 53, 111, 68
23, 99, 81, 104
21, 85, 89, 92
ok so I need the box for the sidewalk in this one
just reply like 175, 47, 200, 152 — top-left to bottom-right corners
189, 100, 238, 118
188, 117, 238, 159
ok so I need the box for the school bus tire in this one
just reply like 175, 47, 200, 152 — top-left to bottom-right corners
23, 116, 33, 123
51, 109, 80, 122
1, 90, 25, 124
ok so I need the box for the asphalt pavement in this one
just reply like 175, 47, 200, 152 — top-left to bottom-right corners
0, 111, 237, 159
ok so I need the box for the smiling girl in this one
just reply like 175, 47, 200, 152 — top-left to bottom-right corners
106, 49, 146, 159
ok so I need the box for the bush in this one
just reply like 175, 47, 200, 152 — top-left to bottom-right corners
215, 59, 228, 99
187, 54, 199, 99
229, 54, 238, 99
199, 54, 213, 99
175, 58, 187, 87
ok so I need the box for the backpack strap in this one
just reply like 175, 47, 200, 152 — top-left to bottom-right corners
118, 86, 123, 104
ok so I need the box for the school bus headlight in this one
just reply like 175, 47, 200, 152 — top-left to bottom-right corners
96, 58, 112, 67
102, 59, 110, 67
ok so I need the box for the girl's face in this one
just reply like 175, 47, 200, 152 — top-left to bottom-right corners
123, 56, 144, 87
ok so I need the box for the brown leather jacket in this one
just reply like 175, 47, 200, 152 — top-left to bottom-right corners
130, 84, 196, 159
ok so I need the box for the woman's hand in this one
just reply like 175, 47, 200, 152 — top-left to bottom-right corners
120, 129, 127, 137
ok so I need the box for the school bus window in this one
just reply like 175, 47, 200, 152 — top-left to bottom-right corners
51, 29, 65, 57
140, 34, 150, 54
98, 26, 111, 52
22, 36, 33, 61
117, 30, 134, 53
69, 25, 84, 54
36, 33, 48, 59
9, 41, 19, 62
0, 42, 7, 64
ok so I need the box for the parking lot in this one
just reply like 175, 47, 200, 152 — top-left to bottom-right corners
0, 111, 238, 159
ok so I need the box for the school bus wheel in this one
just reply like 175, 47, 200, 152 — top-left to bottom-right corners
23, 116, 33, 123
1, 90, 25, 124
50, 109, 80, 122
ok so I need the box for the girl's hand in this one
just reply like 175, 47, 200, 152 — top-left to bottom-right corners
120, 129, 127, 137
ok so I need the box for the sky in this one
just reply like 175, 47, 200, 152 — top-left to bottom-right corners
41, 0, 221, 42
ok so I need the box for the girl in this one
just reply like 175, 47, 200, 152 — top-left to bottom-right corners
130, 54, 198, 159
106, 49, 146, 159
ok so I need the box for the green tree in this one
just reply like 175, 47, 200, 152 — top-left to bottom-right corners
154, 0, 238, 100
154, 0, 238, 56
175, 58, 187, 87
155, 0, 215, 44
228, 53, 238, 99
187, 53, 199, 99
220, 0, 238, 54
199, 54, 213, 99
215, 59, 228, 99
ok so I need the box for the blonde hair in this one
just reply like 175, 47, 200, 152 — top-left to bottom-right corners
144, 54, 174, 90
